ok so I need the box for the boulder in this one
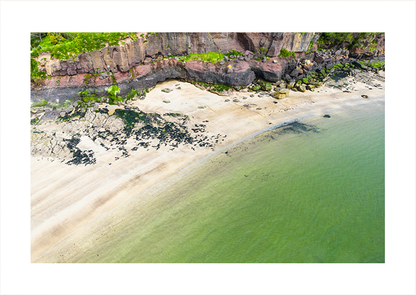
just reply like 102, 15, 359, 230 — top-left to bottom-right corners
99, 73, 108, 80
284, 74, 292, 82
243, 50, 254, 61
290, 67, 303, 77
276, 81, 287, 88
352, 60, 367, 70
325, 62, 334, 69
287, 81, 295, 89
310, 81, 323, 87
273, 88, 290, 99
298, 84, 307, 92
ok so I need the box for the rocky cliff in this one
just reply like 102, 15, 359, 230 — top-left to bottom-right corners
35, 33, 316, 77
31, 32, 385, 103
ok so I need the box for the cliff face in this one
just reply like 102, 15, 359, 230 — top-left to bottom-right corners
31, 32, 385, 103
36, 33, 316, 77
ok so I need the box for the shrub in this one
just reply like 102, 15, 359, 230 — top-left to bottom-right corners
108, 85, 121, 104
278, 48, 296, 58
47, 33, 67, 45
224, 50, 243, 58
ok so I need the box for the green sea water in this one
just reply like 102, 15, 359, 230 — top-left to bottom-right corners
68, 100, 385, 263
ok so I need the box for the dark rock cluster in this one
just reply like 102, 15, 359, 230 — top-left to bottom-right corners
31, 104, 225, 166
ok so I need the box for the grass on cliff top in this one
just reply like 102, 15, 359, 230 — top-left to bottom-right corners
31, 32, 138, 60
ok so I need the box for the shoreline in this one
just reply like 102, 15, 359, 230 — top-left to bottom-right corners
31, 76, 385, 262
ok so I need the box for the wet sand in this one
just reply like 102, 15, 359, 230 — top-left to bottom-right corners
31, 77, 385, 262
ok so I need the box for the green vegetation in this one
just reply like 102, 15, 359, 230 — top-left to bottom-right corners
306, 39, 314, 54
83, 72, 101, 86
31, 32, 138, 60
317, 32, 383, 51
31, 99, 72, 109
185, 52, 224, 63
278, 48, 296, 58
47, 32, 67, 45
76, 90, 102, 112
165, 113, 182, 117
31, 59, 47, 83
251, 84, 261, 91
210, 84, 230, 92
124, 89, 140, 100
187, 80, 231, 93
224, 50, 243, 58
31, 117, 41, 125
76, 86, 147, 112
367, 61, 385, 68
257, 79, 272, 91
31, 100, 48, 107
360, 60, 385, 68
107, 85, 121, 104
252, 47, 270, 61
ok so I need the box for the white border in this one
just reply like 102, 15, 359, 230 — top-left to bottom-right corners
1, 1, 415, 294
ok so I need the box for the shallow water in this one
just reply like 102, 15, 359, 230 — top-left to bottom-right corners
66, 100, 385, 263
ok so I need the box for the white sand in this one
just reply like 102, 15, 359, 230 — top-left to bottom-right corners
31, 78, 385, 262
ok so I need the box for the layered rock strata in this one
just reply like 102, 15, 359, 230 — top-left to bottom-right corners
31, 32, 385, 103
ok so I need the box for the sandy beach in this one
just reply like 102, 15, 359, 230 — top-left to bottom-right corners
31, 75, 385, 262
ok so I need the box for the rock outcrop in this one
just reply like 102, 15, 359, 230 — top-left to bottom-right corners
35, 33, 316, 77
31, 32, 385, 103
32, 59, 257, 103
